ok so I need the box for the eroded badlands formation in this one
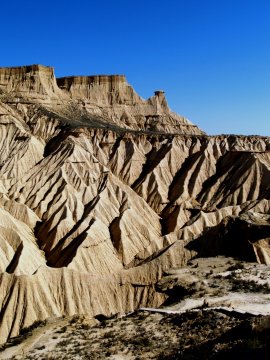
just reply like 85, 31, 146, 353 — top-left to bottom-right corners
0, 64, 270, 344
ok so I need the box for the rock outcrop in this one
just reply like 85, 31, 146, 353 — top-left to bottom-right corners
0, 64, 269, 344
0, 65, 64, 102
0, 65, 202, 134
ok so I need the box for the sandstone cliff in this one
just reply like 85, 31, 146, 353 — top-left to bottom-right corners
0, 64, 269, 344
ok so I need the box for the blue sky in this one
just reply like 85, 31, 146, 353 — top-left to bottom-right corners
1, 0, 269, 135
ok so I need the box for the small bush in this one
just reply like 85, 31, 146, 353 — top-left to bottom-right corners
231, 279, 268, 293
68, 315, 80, 325
56, 326, 67, 333
56, 339, 70, 348
103, 330, 115, 339
36, 345, 45, 350
227, 262, 245, 271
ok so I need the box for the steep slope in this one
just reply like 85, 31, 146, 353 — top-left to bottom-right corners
0, 64, 269, 344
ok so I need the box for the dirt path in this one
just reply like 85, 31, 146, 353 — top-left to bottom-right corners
0, 318, 69, 360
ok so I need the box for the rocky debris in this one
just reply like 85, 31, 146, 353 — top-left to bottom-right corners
0, 64, 270, 344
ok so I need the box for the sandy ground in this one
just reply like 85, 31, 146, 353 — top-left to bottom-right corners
0, 318, 70, 360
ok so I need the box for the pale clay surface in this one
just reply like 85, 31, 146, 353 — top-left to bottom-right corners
0, 65, 270, 344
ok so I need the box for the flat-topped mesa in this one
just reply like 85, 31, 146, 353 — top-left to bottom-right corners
56, 75, 168, 110
56, 74, 203, 134
0, 64, 203, 134
56, 74, 142, 106
0, 64, 63, 101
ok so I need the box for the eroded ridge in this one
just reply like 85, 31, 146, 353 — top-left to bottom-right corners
0, 65, 269, 344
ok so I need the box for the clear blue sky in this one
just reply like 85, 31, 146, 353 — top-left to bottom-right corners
1, 0, 269, 135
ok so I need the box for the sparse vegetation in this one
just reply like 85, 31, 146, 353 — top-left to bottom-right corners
0, 320, 47, 352
227, 261, 246, 271
1, 259, 270, 359
55, 325, 67, 333
1, 309, 270, 359
231, 278, 269, 293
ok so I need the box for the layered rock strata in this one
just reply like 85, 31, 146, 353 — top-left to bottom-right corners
0, 65, 202, 134
0, 65, 269, 343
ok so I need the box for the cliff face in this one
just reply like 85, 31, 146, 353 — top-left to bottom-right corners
0, 65, 269, 344
0, 65, 202, 134
57, 74, 134, 104
0, 65, 63, 101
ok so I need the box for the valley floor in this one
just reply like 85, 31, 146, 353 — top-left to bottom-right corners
1, 310, 270, 360
1, 257, 270, 360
